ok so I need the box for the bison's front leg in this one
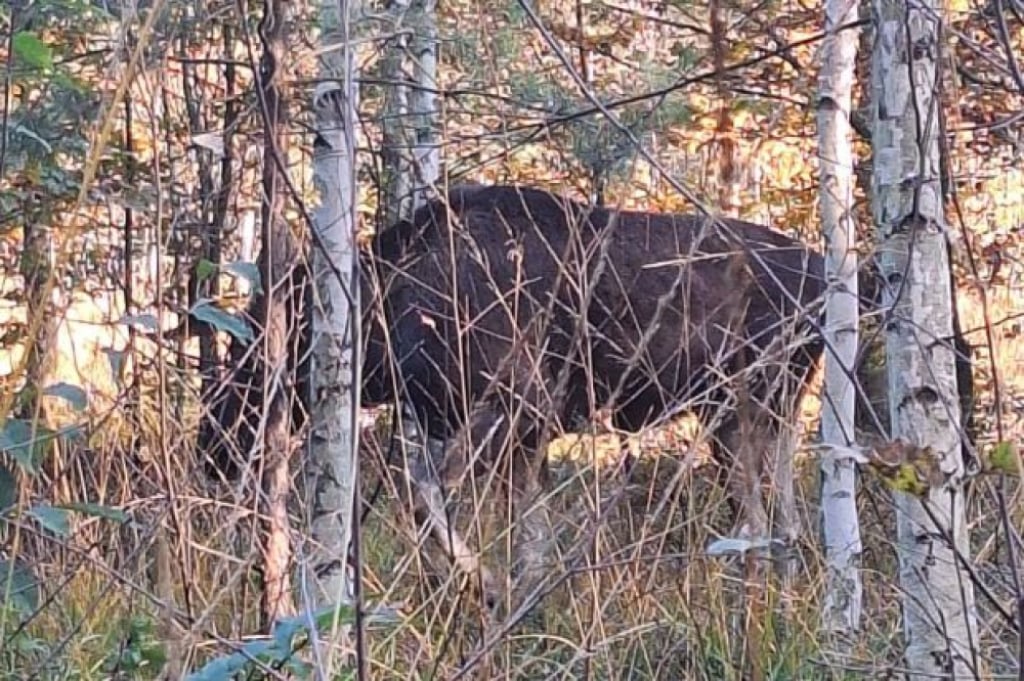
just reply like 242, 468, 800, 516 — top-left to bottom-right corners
410, 464, 501, 610
398, 405, 501, 610
445, 399, 557, 616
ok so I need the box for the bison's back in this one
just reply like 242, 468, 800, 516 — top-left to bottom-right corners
586, 209, 826, 430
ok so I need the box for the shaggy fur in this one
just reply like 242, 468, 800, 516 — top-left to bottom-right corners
363, 184, 828, 603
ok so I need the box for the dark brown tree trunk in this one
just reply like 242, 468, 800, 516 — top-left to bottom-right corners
256, 0, 303, 628
19, 215, 57, 424
710, 0, 741, 217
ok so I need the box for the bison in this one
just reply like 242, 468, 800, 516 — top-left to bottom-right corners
199, 182, 833, 608
360, 184, 829, 606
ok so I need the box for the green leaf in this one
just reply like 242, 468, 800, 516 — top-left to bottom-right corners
0, 462, 15, 512
671, 43, 700, 70
11, 124, 52, 152
185, 607, 357, 681
195, 258, 219, 282
52, 70, 87, 95
273, 613, 304, 649
284, 657, 313, 678
313, 602, 356, 631
59, 424, 87, 445
883, 463, 930, 497
0, 558, 40, 615
60, 502, 129, 524
197, 259, 263, 294
184, 653, 249, 680
107, 616, 168, 673
185, 639, 275, 681
27, 505, 70, 537
989, 441, 1019, 475
43, 382, 88, 411
13, 31, 54, 71
223, 261, 263, 294
190, 299, 254, 344
0, 420, 57, 474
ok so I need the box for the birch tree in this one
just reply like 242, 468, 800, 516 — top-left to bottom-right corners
377, 0, 445, 608
817, 0, 863, 637
381, 0, 440, 223
381, 0, 413, 226
407, 0, 440, 197
305, 0, 363, 653
870, 1, 978, 675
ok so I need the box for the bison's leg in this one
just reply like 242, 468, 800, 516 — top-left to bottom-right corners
509, 453, 553, 601
711, 354, 810, 574
712, 402, 802, 555
711, 411, 771, 544
446, 393, 556, 613
767, 407, 800, 552
397, 404, 500, 609
502, 373, 557, 609
761, 353, 817, 575
410, 459, 502, 608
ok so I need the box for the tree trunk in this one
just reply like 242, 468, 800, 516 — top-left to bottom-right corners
408, 0, 440, 199
869, 1, 979, 676
18, 216, 57, 426
381, 0, 440, 223
381, 0, 413, 227
305, 0, 364, 669
709, 0, 741, 217
817, 0, 863, 638
256, 0, 300, 629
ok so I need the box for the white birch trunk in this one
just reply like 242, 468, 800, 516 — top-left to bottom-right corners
382, 0, 439, 222
870, 1, 979, 676
817, 0, 863, 637
381, 0, 413, 226
307, 0, 362, 646
408, 0, 440, 199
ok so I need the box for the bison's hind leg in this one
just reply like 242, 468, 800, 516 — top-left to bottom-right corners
706, 347, 817, 574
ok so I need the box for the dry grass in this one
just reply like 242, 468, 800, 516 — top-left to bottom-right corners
351, 421, 888, 680
2, 220, 1023, 679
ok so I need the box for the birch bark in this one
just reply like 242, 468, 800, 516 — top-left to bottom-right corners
306, 0, 363, 659
870, 1, 978, 675
817, 0, 863, 638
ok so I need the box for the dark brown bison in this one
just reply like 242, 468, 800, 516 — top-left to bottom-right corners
361, 184, 829, 605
